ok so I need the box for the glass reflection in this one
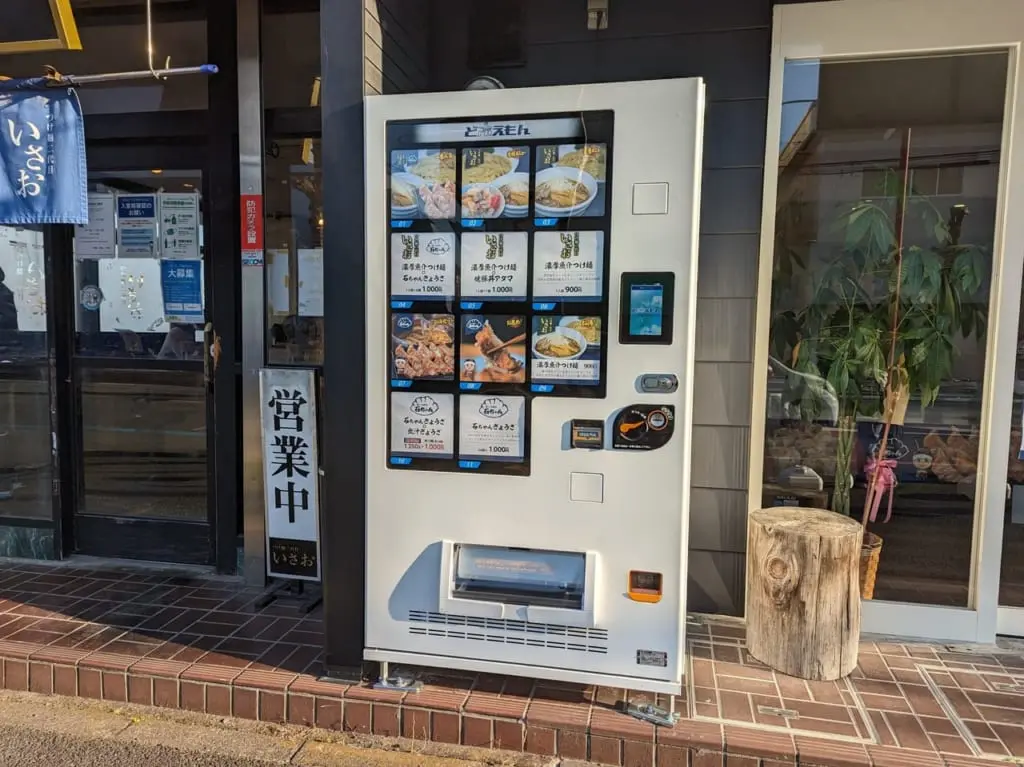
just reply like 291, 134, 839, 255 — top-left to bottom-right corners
79, 369, 206, 521
0, 226, 51, 519
764, 52, 1007, 606
266, 138, 323, 365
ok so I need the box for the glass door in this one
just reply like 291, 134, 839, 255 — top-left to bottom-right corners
756, 1, 1024, 642
69, 159, 214, 564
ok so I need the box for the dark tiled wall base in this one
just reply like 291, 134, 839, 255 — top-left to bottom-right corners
0, 526, 54, 560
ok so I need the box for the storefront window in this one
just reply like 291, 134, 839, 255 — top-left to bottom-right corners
0, 226, 51, 519
265, 138, 323, 366
74, 172, 205, 359
763, 52, 1007, 606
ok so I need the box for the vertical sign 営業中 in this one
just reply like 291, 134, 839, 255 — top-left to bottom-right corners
117, 194, 158, 257
259, 368, 322, 581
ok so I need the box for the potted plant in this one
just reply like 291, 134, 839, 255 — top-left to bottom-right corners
768, 140, 988, 597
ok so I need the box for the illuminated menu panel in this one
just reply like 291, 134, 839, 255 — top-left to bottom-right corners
385, 111, 614, 476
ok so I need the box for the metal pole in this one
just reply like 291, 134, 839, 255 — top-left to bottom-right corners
237, 0, 267, 587
61, 64, 218, 86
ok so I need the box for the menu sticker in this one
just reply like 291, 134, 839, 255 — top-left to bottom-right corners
390, 149, 457, 220
459, 395, 526, 462
391, 313, 455, 381
533, 231, 604, 301
391, 392, 454, 459
461, 146, 531, 219
391, 232, 455, 300
460, 232, 527, 301
459, 315, 527, 387
535, 143, 607, 219
531, 315, 602, 386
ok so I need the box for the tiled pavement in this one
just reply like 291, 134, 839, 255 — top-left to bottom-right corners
0, 561, 1022, 766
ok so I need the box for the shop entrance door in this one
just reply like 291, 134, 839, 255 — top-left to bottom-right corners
67, 146, 216, 565
758, 0, 1024, 643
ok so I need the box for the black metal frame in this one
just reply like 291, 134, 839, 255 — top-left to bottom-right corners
206, 0, 243, 574
320, 0, 366, 671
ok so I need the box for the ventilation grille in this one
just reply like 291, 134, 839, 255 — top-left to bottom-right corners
408, 610, 608, 654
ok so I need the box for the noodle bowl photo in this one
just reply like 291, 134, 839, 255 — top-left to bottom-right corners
532, 326, 588, 361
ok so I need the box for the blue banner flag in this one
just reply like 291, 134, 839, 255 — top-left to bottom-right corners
0, 77, 87, 225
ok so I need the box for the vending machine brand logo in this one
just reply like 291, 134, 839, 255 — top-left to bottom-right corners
559, 232, 580, 259
399, 234, 418, 260
425, 237, 451, 256
464, 123, 531, 138
479, 398, 510, 419
410, 395, 440, 416
484, 233, 503, 260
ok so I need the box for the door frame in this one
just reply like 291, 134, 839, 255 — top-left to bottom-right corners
749, 0, 1024, 642
61, 148, 215, 566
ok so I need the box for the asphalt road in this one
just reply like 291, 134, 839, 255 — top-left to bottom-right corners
0, 690, 548, 767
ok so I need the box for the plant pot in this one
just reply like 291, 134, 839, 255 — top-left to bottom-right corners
859, 532, 883, 600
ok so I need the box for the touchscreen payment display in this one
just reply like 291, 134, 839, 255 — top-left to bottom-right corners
619, 272, 674, 345
628, 284, 664, 337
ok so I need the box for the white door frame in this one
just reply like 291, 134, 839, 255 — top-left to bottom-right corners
750, 0, 1024, 643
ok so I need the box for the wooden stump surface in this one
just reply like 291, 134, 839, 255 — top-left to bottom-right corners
745, 507, 863, 681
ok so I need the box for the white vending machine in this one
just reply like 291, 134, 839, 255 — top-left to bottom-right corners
364, 79, 705, 695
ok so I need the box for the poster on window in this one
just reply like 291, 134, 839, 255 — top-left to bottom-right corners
259, 368, 322, 582
75, 193, 116, 258
159, 193, 200, 260
117, 194, 158, 257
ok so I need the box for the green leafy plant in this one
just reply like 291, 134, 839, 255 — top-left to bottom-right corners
769, 167, 988, 517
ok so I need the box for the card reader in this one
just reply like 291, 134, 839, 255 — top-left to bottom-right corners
570, 419, 605, 449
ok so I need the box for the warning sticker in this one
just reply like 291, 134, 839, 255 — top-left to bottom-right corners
636, 650, 668, 668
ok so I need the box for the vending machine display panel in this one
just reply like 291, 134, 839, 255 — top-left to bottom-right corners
385, 111, 615, 476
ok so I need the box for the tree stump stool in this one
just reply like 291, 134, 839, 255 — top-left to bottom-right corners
746, 507, 862, 681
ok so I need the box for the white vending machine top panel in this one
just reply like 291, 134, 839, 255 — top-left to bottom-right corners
365, 79, 705, 694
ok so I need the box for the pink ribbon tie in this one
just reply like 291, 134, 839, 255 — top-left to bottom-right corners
864, 457, 898, 524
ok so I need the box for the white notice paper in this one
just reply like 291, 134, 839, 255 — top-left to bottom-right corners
159, 193, 201, 260
458, 395, 526, 462
390, 232, 455, 300
390, 392, 454, 459
459, 232, 528, 301
533, 230, 604, 301
117, 194, 159, 257
297, 248, 324, 317
266, 249, 291, 315
75, 194, 116, 258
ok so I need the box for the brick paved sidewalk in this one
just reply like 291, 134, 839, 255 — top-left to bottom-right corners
0, 559, 1021, 766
